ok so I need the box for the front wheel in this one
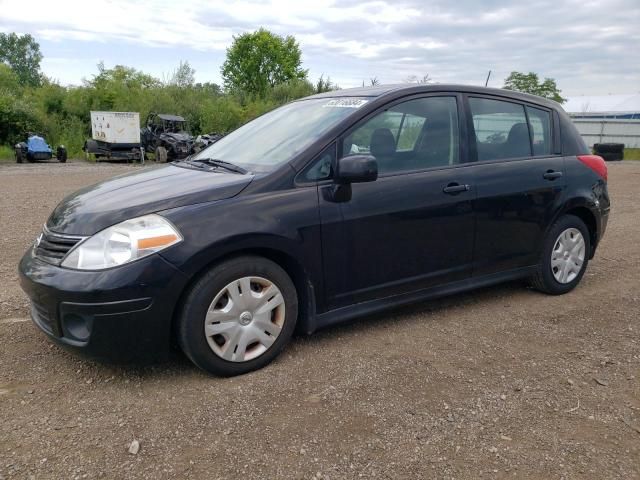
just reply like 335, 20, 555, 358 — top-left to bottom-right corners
530, 214, 590, 295
178, 256, 298, 376
155, 146, 168, 163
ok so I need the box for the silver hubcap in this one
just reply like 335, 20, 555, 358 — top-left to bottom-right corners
204, 276, 285, 362
551, 228, 585, 284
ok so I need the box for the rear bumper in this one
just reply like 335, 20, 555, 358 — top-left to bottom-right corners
600, 209, 609, 240
19, 248, 189, 363
592, 180, 610, 257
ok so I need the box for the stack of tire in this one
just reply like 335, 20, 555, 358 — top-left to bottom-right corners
593, 143, 624, 161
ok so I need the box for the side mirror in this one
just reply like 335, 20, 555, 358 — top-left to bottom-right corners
335, 154, 378, 184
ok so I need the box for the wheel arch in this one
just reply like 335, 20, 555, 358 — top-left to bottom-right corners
564, 206, 597, 256
170, 246, 317, 347
548, 199, 599, 259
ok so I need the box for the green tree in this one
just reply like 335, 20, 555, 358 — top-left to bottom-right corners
88, 62, 161, 90
168, 60, 195, 88
0, 63, 20, 91
0, 33, 43, 87
221, 28, 307, 97
503, 71, 566, 103
315, 74, 338, 93
85, 62, 161, 110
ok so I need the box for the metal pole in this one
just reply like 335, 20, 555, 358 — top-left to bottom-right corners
485, 70, 492, 87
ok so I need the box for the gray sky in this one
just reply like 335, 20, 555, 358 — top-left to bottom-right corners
1, 0, 639, 95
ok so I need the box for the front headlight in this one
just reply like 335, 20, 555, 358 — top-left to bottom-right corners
61, 214, 182, 270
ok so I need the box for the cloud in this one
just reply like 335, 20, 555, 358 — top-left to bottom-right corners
1, 0, 638, 93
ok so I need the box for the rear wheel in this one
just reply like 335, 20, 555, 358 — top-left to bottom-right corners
530, 215, 590, 294
178, 256, 298, 376
155, 146, 168, 163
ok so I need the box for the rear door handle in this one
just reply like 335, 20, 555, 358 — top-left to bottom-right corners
443, 183, 470, 195
543, 170, 563, 180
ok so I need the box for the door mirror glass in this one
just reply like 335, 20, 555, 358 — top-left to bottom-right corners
336, 155, 378, 184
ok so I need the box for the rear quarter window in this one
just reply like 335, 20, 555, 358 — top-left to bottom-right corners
526, 106, 552, 156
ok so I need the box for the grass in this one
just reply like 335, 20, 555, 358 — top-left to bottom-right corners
0, 145, 15, 162
623, 148, 640, 160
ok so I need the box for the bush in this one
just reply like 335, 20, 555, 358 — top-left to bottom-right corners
199, 97, 242, 133
0, 62, 339, 158
0, 144, 15, 161
0, 90, 41, 145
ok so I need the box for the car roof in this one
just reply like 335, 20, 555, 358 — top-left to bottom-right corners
157, 114, 186, 122
305, 84, 561, 110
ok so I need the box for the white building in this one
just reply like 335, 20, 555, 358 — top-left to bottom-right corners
564, 93, 640, 119
564, 93, 640, 148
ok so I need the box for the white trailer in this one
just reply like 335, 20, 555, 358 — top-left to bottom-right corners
91, 111, 140, 144
85, 111, 144, 162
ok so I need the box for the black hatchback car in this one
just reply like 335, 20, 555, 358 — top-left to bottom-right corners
19, 85, 610, 376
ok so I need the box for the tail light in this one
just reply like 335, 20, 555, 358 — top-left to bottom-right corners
577, 155, 607, 181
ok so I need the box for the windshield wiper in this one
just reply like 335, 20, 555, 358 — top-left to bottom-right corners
191, 158, 248, 174
173, 157, 205, 169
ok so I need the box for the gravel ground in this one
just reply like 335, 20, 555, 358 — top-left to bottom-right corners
0, 161, 639, 479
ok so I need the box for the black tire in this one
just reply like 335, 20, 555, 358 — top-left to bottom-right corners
594, 143, 624, 161
178, 256, 298, 376
155, 146, 168, 163
530, 215, 591, 295
594, 143, 624, 154
15, 149, 23, 163
600, 151, 623, 162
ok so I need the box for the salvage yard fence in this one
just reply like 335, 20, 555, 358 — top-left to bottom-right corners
570, 118, 640, 148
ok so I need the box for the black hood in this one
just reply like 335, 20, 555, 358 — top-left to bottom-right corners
47, 165, 253, 235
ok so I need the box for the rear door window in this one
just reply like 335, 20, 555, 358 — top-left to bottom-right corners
526, 106, 552, 156
469, 97, 532, 161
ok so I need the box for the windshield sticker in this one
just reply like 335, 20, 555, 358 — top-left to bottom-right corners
323, 99, 369, 108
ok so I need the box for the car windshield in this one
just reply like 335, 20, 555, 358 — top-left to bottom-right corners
191, 97, 370, 173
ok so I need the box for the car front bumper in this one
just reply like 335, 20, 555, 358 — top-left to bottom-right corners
18, 248, 189, 363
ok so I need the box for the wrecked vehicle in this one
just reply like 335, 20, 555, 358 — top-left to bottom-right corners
140, 113, 194, 162
193, 133, 223, 153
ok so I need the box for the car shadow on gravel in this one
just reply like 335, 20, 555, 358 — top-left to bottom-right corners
34, 280, 530, 379
301, 280, 528, 344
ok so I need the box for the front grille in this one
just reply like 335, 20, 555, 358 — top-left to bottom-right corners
34, 227, 85, 265
31, 301, 54, 334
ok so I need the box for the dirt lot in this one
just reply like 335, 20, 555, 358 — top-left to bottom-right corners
0, 161, 638, 479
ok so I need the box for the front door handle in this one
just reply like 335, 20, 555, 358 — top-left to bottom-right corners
543, 170, 563, 181
443, 183, 470, 195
